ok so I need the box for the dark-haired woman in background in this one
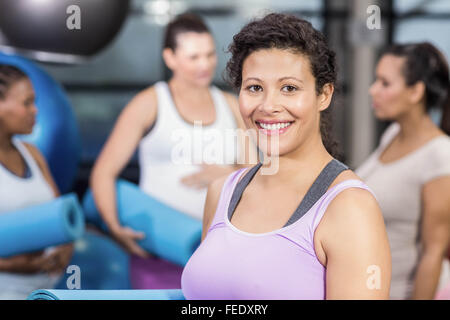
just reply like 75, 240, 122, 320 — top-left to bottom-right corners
181, 13, 391, 300
0, 65, 73, 299
357, 42, 450, 300
90, 13, 249, 289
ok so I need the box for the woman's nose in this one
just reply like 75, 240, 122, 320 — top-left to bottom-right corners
259, 90, 281, 114
369, 81, 377, 97
200, 56, 215, 70
31, 103, 38, 116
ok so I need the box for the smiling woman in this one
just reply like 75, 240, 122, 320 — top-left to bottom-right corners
226, 16, 341, 161
181, 13, 392, 300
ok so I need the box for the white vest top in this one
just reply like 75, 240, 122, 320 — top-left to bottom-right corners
0, 137, 54, 213
138, 81, 238, 220
0, 138, 58, 300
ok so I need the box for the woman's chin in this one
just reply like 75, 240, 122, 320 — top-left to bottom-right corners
258, 145, 289, 158
375, 113, 395, 122
192, 76, 213, 88
19, 127, 34, 135
374, 109, 394, 121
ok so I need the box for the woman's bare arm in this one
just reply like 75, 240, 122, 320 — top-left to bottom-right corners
412, 176, 450, 299
89, 87, 157, 257
318, 188, 392, 299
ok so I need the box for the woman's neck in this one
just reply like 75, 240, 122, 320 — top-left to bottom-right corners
259, 134, 332, 185
0, 131, 14, 152
168, 76, 210, 100
396, 104, 437, 142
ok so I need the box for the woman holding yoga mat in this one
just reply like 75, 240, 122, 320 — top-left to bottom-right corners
356, 43, 450, 299
0, 65, 73, 300
90, 13, 251, 289
181, 13, 391, 299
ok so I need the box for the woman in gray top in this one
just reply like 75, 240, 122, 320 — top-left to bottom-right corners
357, 42, 450, 299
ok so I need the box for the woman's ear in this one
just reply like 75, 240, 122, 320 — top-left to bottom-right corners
318, 83, 334, 112
162, 48, 176, 71
408, 81, 426, 105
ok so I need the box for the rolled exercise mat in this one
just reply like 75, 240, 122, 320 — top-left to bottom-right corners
82, 180, 202, 266
0, 193, 85, 257
27, 289, 185, 300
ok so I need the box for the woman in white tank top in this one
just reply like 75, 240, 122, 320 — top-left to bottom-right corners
0, 65, 73, 299
90, 14, 253, 288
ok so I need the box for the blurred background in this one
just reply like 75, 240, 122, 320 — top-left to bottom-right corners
1, 0, 449, 198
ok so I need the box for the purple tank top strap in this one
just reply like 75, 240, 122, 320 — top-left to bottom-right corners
207, 167, 248, 233
311, 179, 376, 232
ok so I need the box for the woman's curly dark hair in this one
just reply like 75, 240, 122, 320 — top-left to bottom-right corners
225, 13, 342, 160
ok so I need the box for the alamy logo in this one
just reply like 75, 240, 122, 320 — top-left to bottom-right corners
366, 265, 381, 290
366, 5, 381, 30
66, 5, 81, 30
170, 121, 280, 175
66, 265, 81, 289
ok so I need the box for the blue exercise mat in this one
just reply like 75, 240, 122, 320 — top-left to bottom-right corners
0, 193, 85, 257
82, 180, 202, 266
27, 289, 185, 300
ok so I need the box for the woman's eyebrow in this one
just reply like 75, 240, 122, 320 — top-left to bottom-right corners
278, 76, 303, 83
242, 76, 304, 84
242, 77, 261, 84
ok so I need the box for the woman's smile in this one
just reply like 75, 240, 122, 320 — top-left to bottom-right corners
255, 119, 295, 136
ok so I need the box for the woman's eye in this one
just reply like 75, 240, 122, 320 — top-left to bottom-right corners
282, 85, 297, 92
376, 77, 389, 87
246, 85, 262, 92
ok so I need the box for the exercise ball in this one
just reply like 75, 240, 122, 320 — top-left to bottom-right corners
0, 0, 130, 63
0, 52, 81, 193
54, 231, 131, 290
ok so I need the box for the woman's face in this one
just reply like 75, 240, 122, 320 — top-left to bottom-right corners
164, 32, 217, 87
0, 78, 37, 135
239, 48, 332, 157
369, 54, 415, 120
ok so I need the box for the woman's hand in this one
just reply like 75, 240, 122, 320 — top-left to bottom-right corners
42, 244, 74, 275
181, 164, 236, 189
110, 225, 151, 259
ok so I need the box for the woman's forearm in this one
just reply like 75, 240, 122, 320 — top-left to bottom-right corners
0, 253, 42, 273
412, 252, 444, 299
0, 257, 14, 272
90, 168, 121, 233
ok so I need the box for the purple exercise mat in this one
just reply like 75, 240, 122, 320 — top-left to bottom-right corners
129, 254, 183, 289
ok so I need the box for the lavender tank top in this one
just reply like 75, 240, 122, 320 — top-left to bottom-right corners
181, 160, 373, 300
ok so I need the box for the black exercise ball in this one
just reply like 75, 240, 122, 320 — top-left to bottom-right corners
0, 0, 130, 61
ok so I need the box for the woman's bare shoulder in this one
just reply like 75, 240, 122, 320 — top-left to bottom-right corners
331, 169, 362, 186
117, 85, 158, 131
